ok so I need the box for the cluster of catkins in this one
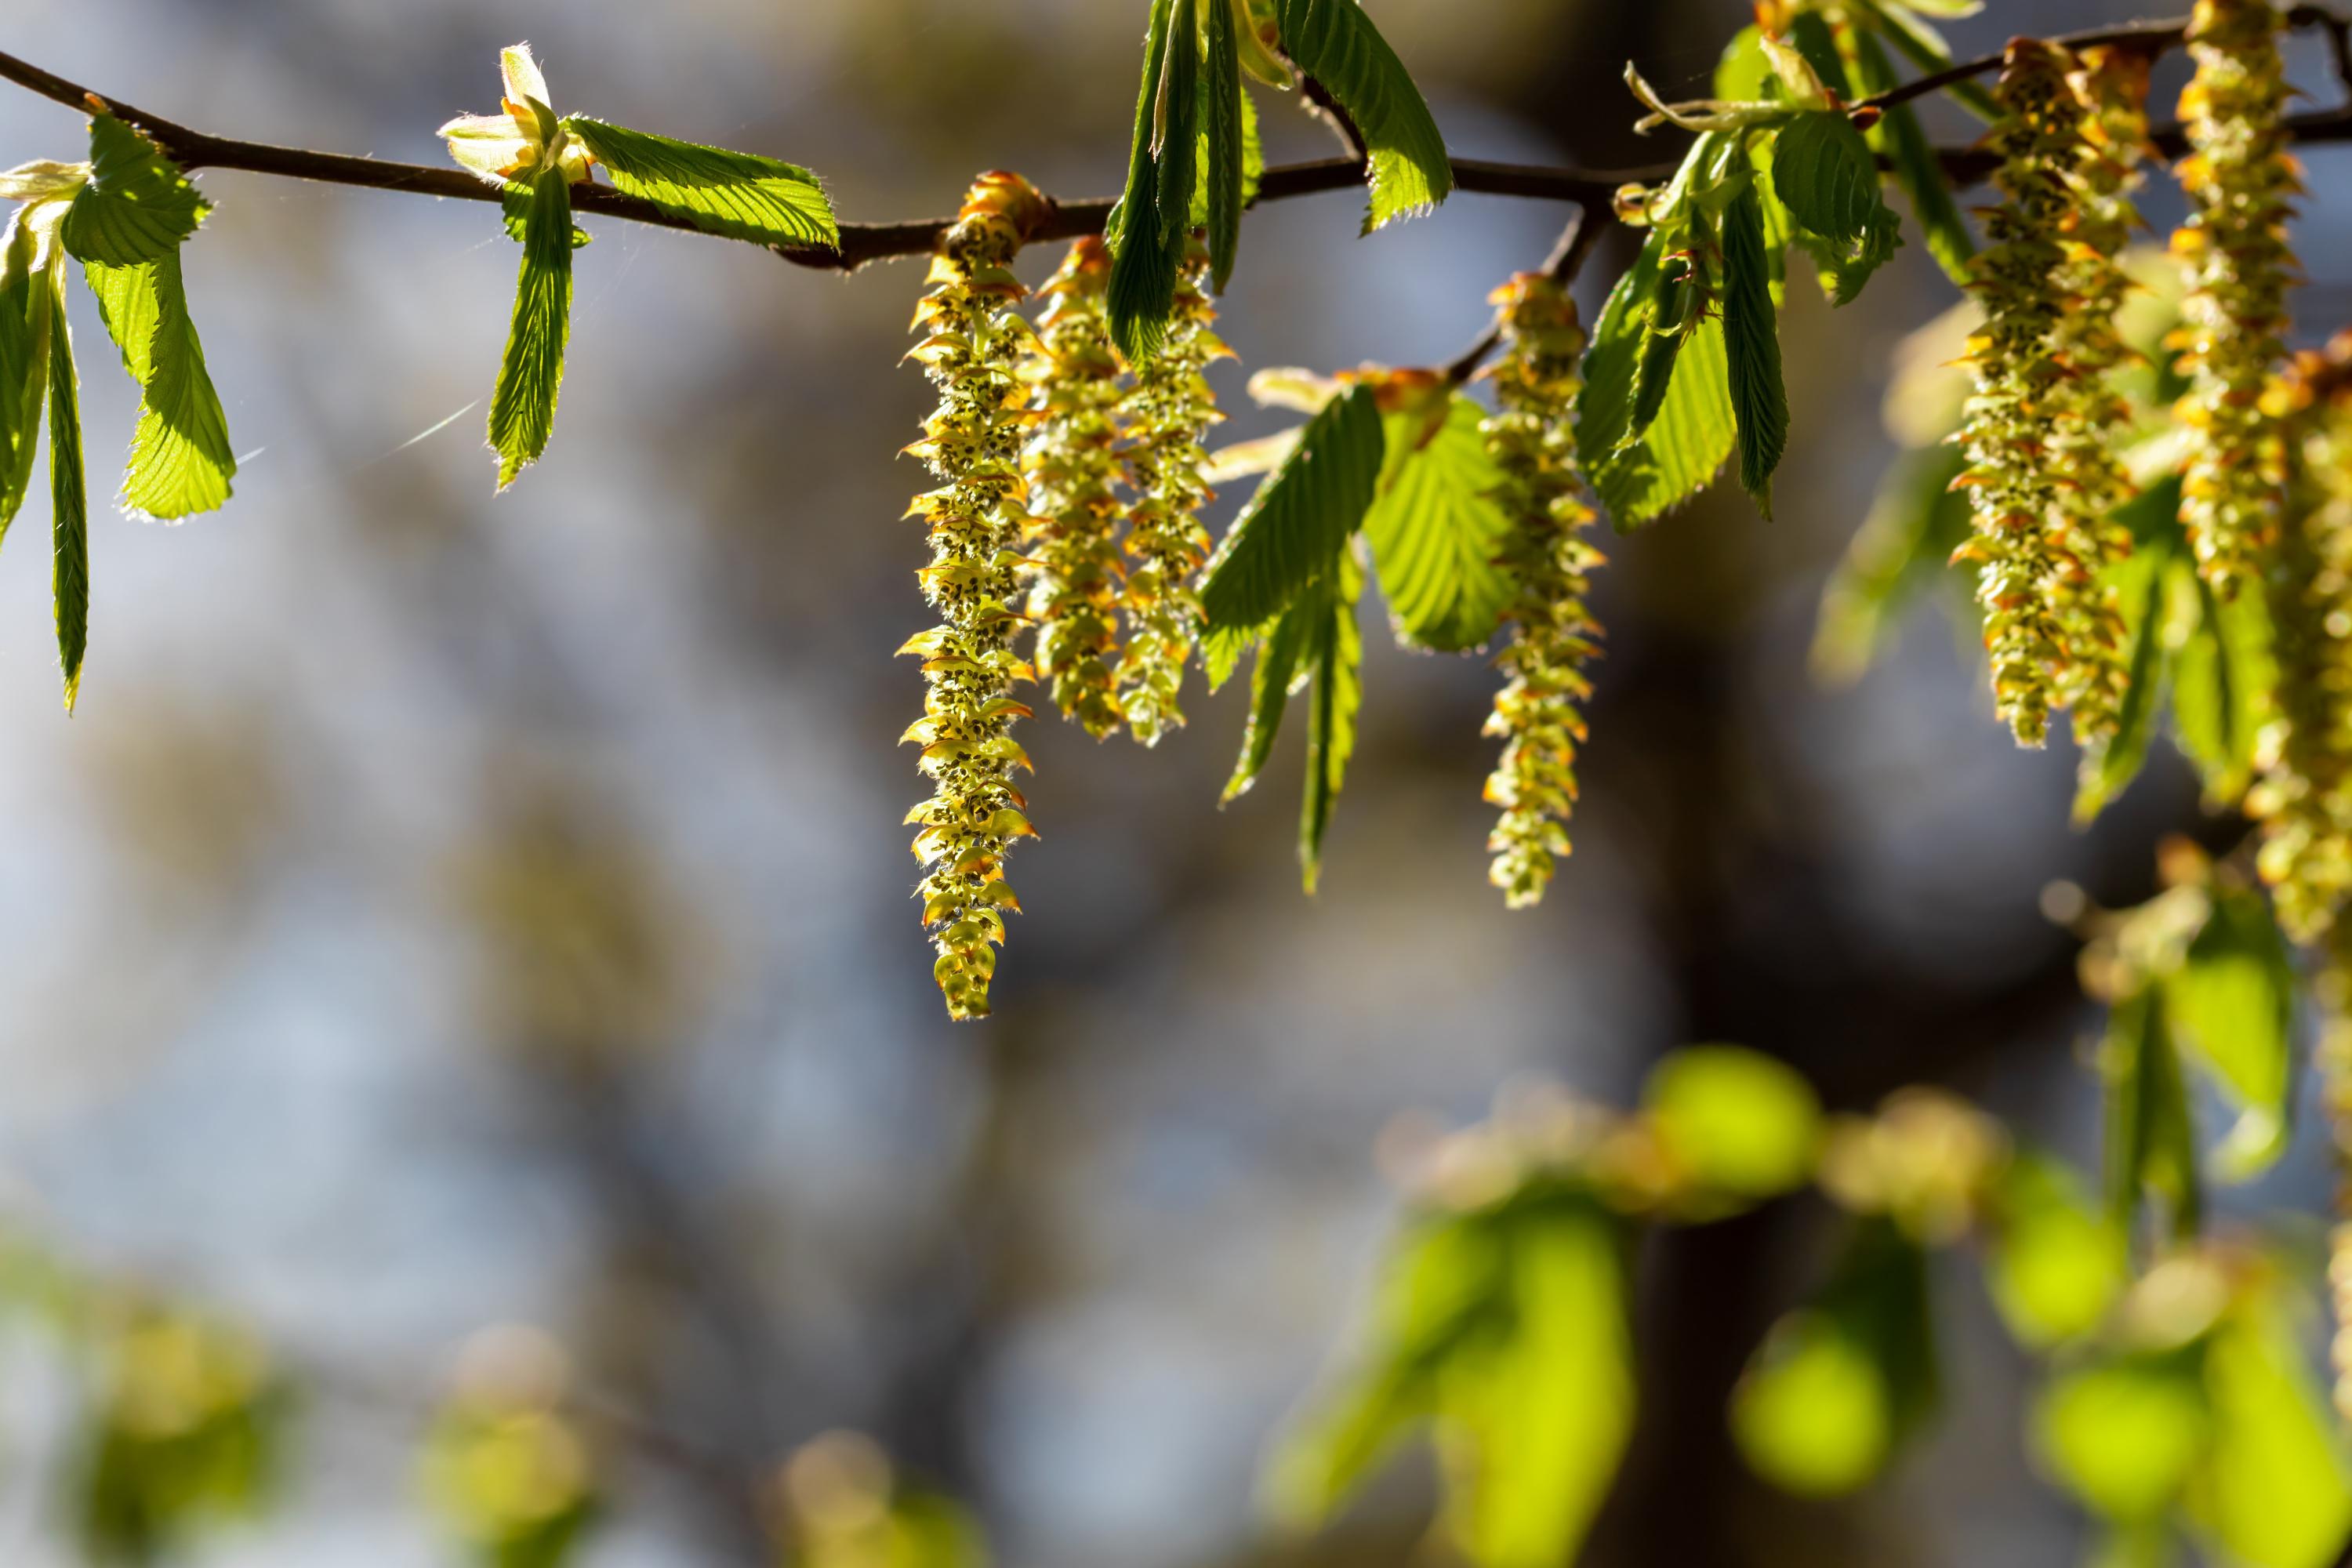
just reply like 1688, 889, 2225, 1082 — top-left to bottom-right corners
2174, 0, 2300, 587
901, 190, 1228, 1018
1955, 38, 2140, 750
1479, 273, 1603, 909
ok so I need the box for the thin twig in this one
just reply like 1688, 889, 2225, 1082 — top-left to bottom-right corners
1855, 2, 2348, 114
1442, 203, 1617, 385
2, 6, 2351, 274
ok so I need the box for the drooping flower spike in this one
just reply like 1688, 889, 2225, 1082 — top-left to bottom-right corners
2045, 45, 2152, 764
438, 44, 595, 187
1020, 238, 1131, 739
1118, 236, 1229, 746
2251, 331, 2352, 945
1479, 273, 1604, 910
1953, 39, 2100, 749
2172, 0, 2300, 590
900, 172, 1051, 1021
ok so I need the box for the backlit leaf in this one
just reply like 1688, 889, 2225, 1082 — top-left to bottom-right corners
1643, 1044, 1821, 1203
1731, 1220, 1935, 1496
1200, 383, 1383, 631
1271, 0, 1453, 231
58, 115, 207, 267
82, 251, 235, 519
560, 118, 836, 250
486, 168, 575, 490
1361, 394, 1512, 652
2162, 886, 2296, 1181
1577, 230, 1736, 529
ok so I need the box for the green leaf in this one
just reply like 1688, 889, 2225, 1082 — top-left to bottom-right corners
2103, 990, 2201, 1241
501, 183, 591, 248
1781, 13, 1854, 98
1300, 554, 1363, 893
0, 210, 53, 539
1271, 0, 1453, 231
1719, 185, 1787, 517
1811, 443, 1972, 684
59, 116, 208, 267
82, 251, 235, 519
2163, 886, 2296, 1181
486, 169, 575, 491
1202, 0, 1247, 292
1360, 394, 1512, 652
47, 272, 85, 711
2170, 563, 2273, 806
1714, 25, 1773, 103
1769, 113, 1880, 245
1200, 383, 1384, 630
2074, 522, 2175, 824
1577, 231, 1736, 529
1156, 0, 1203, 249
1731, 1219, 1935, 1497
1267, 1210, 1508, 1523
1203, 614, 1269, 692
1438, 1197, 1636, 1568
2038, 1351, 2209, 1523
1642, 1044, 1820, 1203
1769, 111, 1900, 304
1984, 1151, 2128, 1350
2189, 1302, 2352, 1568
559, 118, 835, 250
1847, 30, 1973, 285
1108, 0, 1184, 361
1223, 593, 1314, 801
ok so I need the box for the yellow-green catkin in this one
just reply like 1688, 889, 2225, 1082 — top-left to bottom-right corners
2172, 0, 2299, 590
1480, 273, 1604, 909
1955, 41, 2094, 749
1020, 238, 1129, 739
900, 173, 1049, 1021
2049, 48, 2151, 760
2251, 334, 2352, 943
1118, 239, 1227, 745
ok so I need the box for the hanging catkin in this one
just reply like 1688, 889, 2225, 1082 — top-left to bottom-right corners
2172, 0, 2299, 590
900, 173, 1049, 1021
1118, 238, 1226, 745
2252, 333, 2352, 943
2047, 47, 2150, 764
1954, 41, 2096, 748
1021, 238, 1131, 739
1480, 273, 1604, 909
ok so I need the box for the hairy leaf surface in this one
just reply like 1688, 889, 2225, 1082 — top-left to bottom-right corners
1271, 0, 1452, 230
1577, 231, 1736, 529
59, 115, 207, 267
1199, 383, 1382, 630
561, 118, 836, 249
1362, 394, 1512, 652
487, 169, 575, 490
82, 252, 234, 519
1720, 185, 1788, 516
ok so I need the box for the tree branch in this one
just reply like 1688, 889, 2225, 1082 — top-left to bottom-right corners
1443, 203, 1617, 386
1855, 3, 2349, 114
2, 5, 2350, 275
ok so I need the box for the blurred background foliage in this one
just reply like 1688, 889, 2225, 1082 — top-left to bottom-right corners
9, 0, 2352, 1565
